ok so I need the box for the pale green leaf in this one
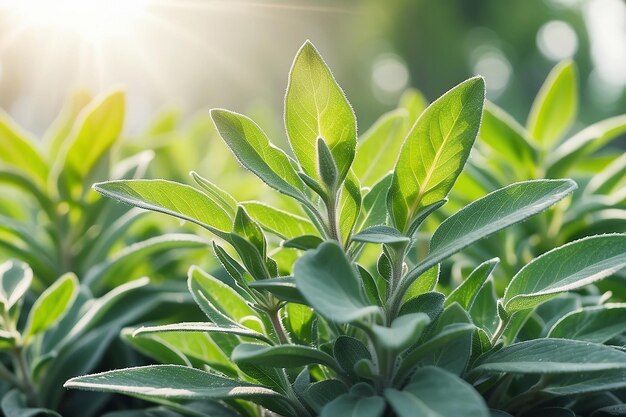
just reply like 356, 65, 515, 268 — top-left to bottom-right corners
210, 109, 307, 202
388, 76, 485, 232
446, 258, 499, 309
232, 343, 340, 370
0, 260, 32, 310
285, 41, 357, 181
503, 234, 626, 312
93, 180, 232, 237
527, 60, 577, 147
242, 201, 317, 239
24, 273, 78, 339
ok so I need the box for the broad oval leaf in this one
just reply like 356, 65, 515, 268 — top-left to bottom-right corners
0, 260, 32, 310
294, 241, 381, 323
398, 179, 577, 299
503, 234, 626, 312
94, 179, 232, 237
232, 343, 340, 370
372, 312, 430, 352
385, 367, 489, 417
0, 111, 48, 186
64, 365, 282, 401
527, 60, 577, 147
285, 41, 357, 182
24, 273, 78, 339
388, 76, 485, 232
210, 109, 307, 202
247, 277, 307, 305
548, 304, 626, 343
473, 339, 626, 374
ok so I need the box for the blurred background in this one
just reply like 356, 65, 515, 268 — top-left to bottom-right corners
0, 0, 624, 137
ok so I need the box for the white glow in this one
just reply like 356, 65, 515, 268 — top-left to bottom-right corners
584, 0, 626, 86
472, 47, 511, 99
1, 0, 148, 41
372, 54, 410, 95
537, 20, 578, 60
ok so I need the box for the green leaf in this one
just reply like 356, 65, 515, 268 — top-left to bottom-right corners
547, 115, 626, 177
248, 277, 306, 304
388, 76, 485, 232
548, 304, 626, 343
132, 322, 270, 344
479, 102, 536, 179
1, 389, 61, 417
402, 265, 440, 302
64, 365, 283, 401
339, 172, 362, 244
472, 339, 626, 374
232, 343, 340, 370
541, 369, 626, 396
282, 235, 324, 251
586, 152, 626, 196
355, 175, 392, 233
294, 242, 381, 323
210, 109, 307, 202
190, 171, 237, 217
0, 260, 32, 310
394, 323, 475, 385
93, 180, 232, 238
233, 206, 266, 256
527, 60, 577, 147
385, 367, 489, 417
285, 41, 356, 182
469, 279, 499, 336
121, 328, 192, 367
317, 137, 339, 189
320, 394, 385, 417
242, 202, 317, 239
372, 313, 430, 352
503, 234, 626, 312
446, 258, 499, 309
24, 273, 78, 340
0, 111, 48, 186
399, 180, 577, 299
352, 225, 409, 245
59, 91, 125, 189
304, 380, 348, 413
353, 110, 407, 187
334, 336, 372, 380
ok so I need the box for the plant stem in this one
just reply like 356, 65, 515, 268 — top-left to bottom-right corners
325, 191, 341, 243
490, 316, 509, 345
12, 348, 39, 407
269, 309, 289, 344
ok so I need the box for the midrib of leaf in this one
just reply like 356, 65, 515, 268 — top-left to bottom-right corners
405, 105, 465, 227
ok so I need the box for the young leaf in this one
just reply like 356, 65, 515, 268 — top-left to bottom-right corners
93, 179, 232, 238
0, 111, 48, 185
388, 76, 485, 232
0, 260, 32, 310
24, 273, 78, 340
64, 365, 283, 401
353, 110, 407, 187
355, 175, 392, 232
232, 343, 340, 370
317, 137, 339, 189
339, 172, 362, 243
190, 171, 238, 217
446, 258, 499, 309
352, 225, 410, 245
294, 241, 381, 323
527, 60, 577, 147
59, 91, 125, 188
210, 109, 307, 202
469, 279, 499, 337
385, 367, 489, 417
233, 206, 266, 256
548, 304, 626, 343
248, 277, 307, 304
334, 336, 372, 380
503, 234, 626, 312
398, 180, 577, 300
473, 339, 626, 374
285, 41, 356, 182
372, 313, 430, 352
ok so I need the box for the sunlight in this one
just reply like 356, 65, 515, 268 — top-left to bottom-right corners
1, 0, 148, 41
